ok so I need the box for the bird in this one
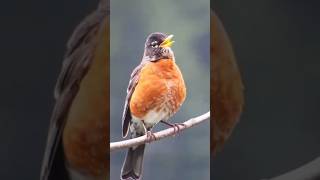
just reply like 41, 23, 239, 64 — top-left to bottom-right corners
211, 10, 244, 155
120, 32, 187, 180
40, 0, 109, 179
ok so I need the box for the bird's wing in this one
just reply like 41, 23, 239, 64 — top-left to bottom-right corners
121, 63, 145, 138
40, 1, 107, 179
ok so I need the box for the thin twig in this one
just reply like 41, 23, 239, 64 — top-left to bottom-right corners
110, 111, 210, 152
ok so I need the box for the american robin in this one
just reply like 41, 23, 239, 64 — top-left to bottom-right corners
211, 10, 244, 155
120, 32, 187, 180
40, 0, 109, 179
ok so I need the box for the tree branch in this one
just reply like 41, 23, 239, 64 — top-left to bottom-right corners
110, 111, 210, 152
263, 156, 320, 180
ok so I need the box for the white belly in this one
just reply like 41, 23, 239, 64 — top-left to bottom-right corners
132, 106, 170, 130
144, 109, 167, 124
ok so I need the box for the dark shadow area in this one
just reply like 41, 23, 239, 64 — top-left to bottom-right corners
212, 1, 320, 179
0, 0, 99, 179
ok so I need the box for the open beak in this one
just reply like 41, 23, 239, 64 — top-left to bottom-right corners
160, 34, 175, 48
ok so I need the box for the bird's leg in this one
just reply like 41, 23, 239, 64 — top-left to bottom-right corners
160, 120, 186, 134
143, 123, 157, 143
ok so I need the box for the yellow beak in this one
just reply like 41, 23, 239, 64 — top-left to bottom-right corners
160, 34, 175, 48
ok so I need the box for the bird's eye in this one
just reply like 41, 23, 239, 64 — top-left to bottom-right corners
151, 41, 158, 48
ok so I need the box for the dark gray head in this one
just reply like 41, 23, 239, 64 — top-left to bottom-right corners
143, 32, 175, 62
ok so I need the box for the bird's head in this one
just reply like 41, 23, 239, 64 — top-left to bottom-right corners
143, 32, 175, 62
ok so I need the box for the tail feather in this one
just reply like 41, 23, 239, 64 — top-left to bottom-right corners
121, 144, 145, 180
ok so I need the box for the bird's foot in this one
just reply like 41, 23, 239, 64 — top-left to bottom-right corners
160, 121, 186, 134
171, 123, 186, 134
146, 131, 157, 143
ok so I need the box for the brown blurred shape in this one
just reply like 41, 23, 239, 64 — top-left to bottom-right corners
40, 0, 109, 179
211, 11, 244, 155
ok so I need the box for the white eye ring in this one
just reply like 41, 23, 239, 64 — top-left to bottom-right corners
151, 41, 158, 48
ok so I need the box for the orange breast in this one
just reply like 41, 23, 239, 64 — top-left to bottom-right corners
130, 59, 186, 120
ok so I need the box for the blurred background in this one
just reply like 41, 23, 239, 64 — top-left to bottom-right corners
110, 0, 210, 180
212, 1, 320, 179
0, 0, 99, 179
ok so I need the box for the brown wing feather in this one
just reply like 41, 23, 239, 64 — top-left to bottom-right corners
121, 63, 144, 138
40, 1, 108, 179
